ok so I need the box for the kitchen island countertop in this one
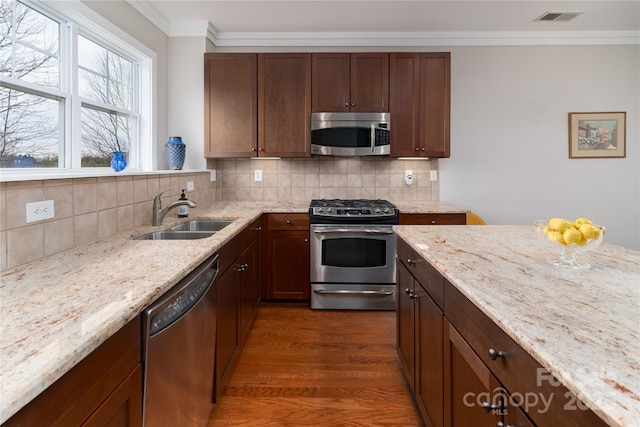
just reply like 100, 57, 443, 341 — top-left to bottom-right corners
0, 199, 464, 423
394, 224, 640, 427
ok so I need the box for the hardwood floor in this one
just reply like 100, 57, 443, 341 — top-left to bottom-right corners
207, 305, 422, 426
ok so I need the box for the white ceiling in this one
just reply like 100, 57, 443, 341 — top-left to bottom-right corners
128, 0, 640, 46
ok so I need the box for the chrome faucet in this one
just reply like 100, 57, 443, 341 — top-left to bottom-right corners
152, 189, 197, 226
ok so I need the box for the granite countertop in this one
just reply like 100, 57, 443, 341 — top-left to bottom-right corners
0, 199, 465, 423
393, 225, 640, 427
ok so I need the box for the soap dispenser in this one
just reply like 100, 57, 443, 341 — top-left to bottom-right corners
178, 189, 190, 218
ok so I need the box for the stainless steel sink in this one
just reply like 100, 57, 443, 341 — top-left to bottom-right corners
169, 219, 233, 232
134, 230, 215, 240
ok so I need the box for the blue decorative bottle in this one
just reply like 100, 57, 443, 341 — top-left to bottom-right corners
165, 136, 186, 170
111, 151, 127, 172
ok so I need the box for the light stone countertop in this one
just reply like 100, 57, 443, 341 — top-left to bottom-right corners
0, 199, 465, 423
394, 225, 640, 427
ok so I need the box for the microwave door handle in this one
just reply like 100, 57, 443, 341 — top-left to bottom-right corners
371, 124, 376, 153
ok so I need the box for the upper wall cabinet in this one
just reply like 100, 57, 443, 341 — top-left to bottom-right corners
204, 53, 258, 157
390, 52, 451, 158
205, 53, 311, 158
258, 53, 311, 157
312, 53, 389, 112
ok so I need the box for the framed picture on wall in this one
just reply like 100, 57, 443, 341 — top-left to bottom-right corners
568, 112, 626, 158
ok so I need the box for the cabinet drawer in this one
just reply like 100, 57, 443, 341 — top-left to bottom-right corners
397, 238, 444, 310
399, 213, 466, 225
445, 285, 607, 427
267, 213, 310, 230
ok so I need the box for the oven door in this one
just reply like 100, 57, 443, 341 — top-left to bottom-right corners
310, 224, 396, 284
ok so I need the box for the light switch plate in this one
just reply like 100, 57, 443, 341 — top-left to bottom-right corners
186, 181, 194, 191
210, 170, 216, 181
430, 170, 438, 182
405, 170, 413, 186
254, 169, 263, 182
26, 200, 55, 223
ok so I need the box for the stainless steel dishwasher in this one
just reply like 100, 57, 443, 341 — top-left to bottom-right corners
142, 253, 219, 427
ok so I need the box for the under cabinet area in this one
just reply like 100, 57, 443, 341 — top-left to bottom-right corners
3, 318, 142, 427
311, 53, 389, 112
265, 213, 310, 300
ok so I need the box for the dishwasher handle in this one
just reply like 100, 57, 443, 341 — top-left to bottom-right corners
145, 253, 219, 337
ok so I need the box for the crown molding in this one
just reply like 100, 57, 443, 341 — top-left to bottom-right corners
125, 2, 639, 46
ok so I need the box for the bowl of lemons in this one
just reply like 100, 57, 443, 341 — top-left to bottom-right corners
535, 217, 605, 270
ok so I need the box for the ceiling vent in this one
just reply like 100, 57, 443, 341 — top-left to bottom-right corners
534, 11, 583, 22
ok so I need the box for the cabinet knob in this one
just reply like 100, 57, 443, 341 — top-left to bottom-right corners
481, 401, 502, 413
407, 258, 416, 266
488, 348, 506, 360
351, 103, 355, 107
431, 220, 436, 224
255, 226, 262, 231
344, 102, 349, 106
251, 147, 256, 152
304, 238, 308, 242
286, 220, 291, 224
421, 147, 426, 151
259, 148, 263, 151
404, 288, 412, 295
415, 147, 420, 151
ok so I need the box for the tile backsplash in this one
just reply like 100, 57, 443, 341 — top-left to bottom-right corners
1, 172, 216, 270
1, 158, 438, 269
216, 157, 439, 202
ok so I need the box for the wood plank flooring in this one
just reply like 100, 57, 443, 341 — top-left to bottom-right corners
207, 305, 422, 426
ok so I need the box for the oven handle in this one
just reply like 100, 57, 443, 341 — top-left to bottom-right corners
313, 289, 395, 296
312, 229, 394, 235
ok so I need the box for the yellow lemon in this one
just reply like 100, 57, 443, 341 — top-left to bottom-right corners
579, 223, 601, 240
547, 230, 566, 245
549, 218, 571, 232
563, 228, 583, 245
574, 217, 594, 228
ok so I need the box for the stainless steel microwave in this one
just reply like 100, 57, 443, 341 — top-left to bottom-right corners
310, 112, 390, 156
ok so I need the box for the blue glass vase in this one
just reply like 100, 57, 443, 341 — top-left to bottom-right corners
165, 136, 186, 170
111, 151, 127, 172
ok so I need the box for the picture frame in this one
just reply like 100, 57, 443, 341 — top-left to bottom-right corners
569, 112, 626, 158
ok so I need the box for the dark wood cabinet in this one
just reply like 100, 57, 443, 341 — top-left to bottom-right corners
215, 218, 262, 400
258, 53, 311, 157
3, 318, 142, 427
397, 239, 444, 427
390, 52, 450, 158
204, 53, 257, 157
265, 214, 310, 300
312, 53, 389, 112
398, 213, 466, 225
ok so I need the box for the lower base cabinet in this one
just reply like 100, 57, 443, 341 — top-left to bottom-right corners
3, 318, 142, 427
215, 218, 262, 401
397, 235, 608, 427
265, 214, 310, 300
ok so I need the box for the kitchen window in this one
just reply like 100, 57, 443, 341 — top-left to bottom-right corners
0, 0, 153, 174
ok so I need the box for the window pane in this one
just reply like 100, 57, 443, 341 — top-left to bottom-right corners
0, 86, 62, 168
0, 0, 59, 87
81, 105, 135, 167
79, 35, 134, 110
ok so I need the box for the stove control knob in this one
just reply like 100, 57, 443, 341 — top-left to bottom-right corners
383, 207, 390, 213
327, 208, 333, 213
318, 208, 324, 213
374, 208, 381, 213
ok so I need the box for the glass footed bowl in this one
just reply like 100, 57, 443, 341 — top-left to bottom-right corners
534, 220, 605, 270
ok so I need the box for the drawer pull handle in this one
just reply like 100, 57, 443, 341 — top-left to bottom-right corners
407, 258, 416, 265
488, 348, 506, 360
481, 401, 501, 413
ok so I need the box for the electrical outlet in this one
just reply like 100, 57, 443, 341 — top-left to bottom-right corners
254, 169, 263, 182
186, 181, 194, 191
210, 170, 217, 181
430, 170, 438, 182
404, 170, 413, 186
26, 200, 55, 223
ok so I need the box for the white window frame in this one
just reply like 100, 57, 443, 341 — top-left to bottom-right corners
0, 0, 155, 180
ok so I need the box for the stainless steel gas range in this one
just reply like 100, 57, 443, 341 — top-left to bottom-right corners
309, 199, 399, 310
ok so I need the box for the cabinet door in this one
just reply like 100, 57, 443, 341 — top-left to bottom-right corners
238, 238, 260, 345
215, 265, 239, 399
204, 53, 257, 157
444, 320, 502, 427
396, 261, 416, 393
419, 53, 450, 158
415, 283, 444, 427
311, 53, 350, 112
266, 230, 310, 300
350, 53, 389, 112
82, 365, 143, 427
390, 53, 421, 157
258, 53, 311, 157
